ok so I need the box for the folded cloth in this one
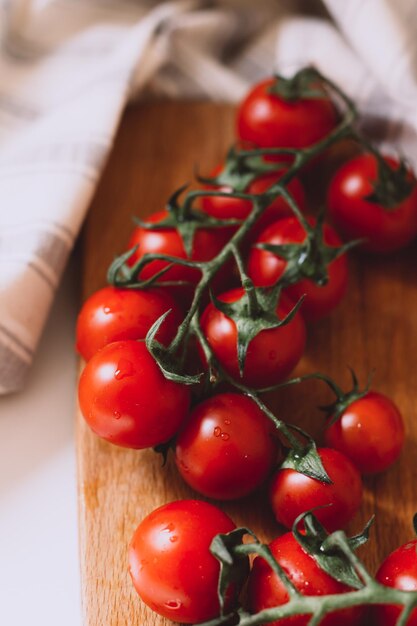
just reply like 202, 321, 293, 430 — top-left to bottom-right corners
0, 0, 415, 394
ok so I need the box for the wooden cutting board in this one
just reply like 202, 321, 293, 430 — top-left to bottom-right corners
77, 102, 417, 626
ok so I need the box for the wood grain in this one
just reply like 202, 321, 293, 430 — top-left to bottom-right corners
77, 102, 417, 626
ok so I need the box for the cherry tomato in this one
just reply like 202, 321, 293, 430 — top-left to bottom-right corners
374, 539, 417, 626
237, 77, 337, 151
201, 165, 306, 236
76, 286, 182, 361
200, 288, 306, 388
78, 340, 190, 449
247, 217, 349, 322
129, 499, 236, 623
128, 209, 228, 286
325, 391, 405, 475
328, 154, 417, 253
248, 531, 367, 626
175, 393, 280, 500
269, 447, 363, 532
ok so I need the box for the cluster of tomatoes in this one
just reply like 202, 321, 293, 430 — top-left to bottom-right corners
77, 68, 417, 624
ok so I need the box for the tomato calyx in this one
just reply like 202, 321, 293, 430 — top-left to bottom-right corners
280, 440, 332, 484
256, 212, 360, 287
145, 311, 202, 385
268, 66, 331, 102
133, 184, 241, 258
210, 528, 252, 619
197, 146, 280, 194
205, 525, 298, 626
108, 245, 201, 289
292, 511, 373, 589
365, 153, 415, 209
210, 282, 304, 376
315, 368, 372, 426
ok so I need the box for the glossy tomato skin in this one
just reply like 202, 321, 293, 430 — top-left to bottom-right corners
325, 391, 405, 475
76, 286, 182, 361
248, 217, 349, 322
200, 288, 306, 389
328, 154, 417, 253
78, 340, 190, 449
128, 209, 229, 285
175, 393, 279, 500
248, 532, 367, 626
374, 540, 417, 626
129, 499, 236, 623
201, 166, 306, 236
269, 448, 363, 532
237, 78, 337, 151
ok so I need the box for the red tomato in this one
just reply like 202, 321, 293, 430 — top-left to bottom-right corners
328, 154, 417, 253
129, 499, 236, 623
325, 391, 405, 475
199, 288, 306, 388
76, 286, 182, 361
175, 393, 280, 500
374, 539, 417, 626
237, 77, 337, 151
247, 217, 349, 322
248, 531, 367, 626
201, 165, 306, 236
128, 209, 228, 285
78, 340, 190, 449
269, 448, 363, 532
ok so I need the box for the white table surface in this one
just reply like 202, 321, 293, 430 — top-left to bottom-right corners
0, 257, 82, 626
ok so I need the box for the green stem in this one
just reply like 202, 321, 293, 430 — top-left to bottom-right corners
246, 393, 306, 452
120, 68, 357, 359
199, 518, 417, 626
164, 106, 355, 352
191, 318, 307, 452
109, 67, 360, 465
350, 130, 392, 173
193, 318, 309, 453
234, 583, 417, 626
233, 372, 341, 397
168, 196, 268, 353
276, 185, 312, 233
302, 372, 345, 399
202, 581, 417, 626
235, 543, 299, 597
231, 244, 260, 317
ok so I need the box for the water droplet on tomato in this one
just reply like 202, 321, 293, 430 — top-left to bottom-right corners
113, 411, 121, 419
169, 535, 178, 543
103, 306, 112, 314
114, 358, 135, 380
213, 426, 221, 437
165, 600, 182, 610
221, 432, 230, 441
162, 523, 175, 533
224, 418, 231, 425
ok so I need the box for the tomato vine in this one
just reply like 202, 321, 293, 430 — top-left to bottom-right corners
107, 67, 362, 482
89, 67, 417, 625
198, 513, 417, 626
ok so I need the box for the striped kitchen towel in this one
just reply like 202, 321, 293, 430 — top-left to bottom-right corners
0, 0, 416, 394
